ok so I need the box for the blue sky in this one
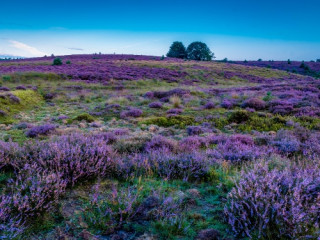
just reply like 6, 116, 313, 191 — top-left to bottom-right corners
1, 0, 320, 60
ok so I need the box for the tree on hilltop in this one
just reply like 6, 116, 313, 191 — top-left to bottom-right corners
186, 41, 214, 61
166, 41, 187, 59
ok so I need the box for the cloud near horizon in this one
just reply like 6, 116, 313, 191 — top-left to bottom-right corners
68, 47, 84, 51
9, 40, 47, 56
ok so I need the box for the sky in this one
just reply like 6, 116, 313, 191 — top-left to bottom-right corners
1, 0, 320, 60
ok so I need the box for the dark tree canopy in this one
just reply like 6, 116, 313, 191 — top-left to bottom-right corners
186, 41, 214, 61
166, 41, 187, 59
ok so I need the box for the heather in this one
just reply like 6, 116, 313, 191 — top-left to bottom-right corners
0, 54, 320, 239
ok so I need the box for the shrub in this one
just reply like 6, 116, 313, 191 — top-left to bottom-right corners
225, 159, 320, 239
166, 108, 183, 115
73, 113, 95, 123
66, 60, 71, 64
52, 58, 63, 66
144, 136, 177, 153
203, 101, 215, 109
228, 110, 251, 123
179, 136, 208, 152
15, 85, 27, 90
186, 126, 204, 136
143, 115, 195, 128
241, 98, 266, 110
14, 134, 115, 186
25, 124, 56, 138
0, 165, 66, 223
208, 136, 263, 163
0, 87, 10, 91
148, 102, 163, 109
122, 150, 213, 181
0, 109, 6, 117
120, 108, 143, 118
221, 99, 234, 109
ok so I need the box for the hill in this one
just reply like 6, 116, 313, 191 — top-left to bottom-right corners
0, 54, 319, 239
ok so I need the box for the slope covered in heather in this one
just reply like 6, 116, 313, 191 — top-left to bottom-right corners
0, 55, 319, 239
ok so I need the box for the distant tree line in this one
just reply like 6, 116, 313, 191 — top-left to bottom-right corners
166, 41, 214, 61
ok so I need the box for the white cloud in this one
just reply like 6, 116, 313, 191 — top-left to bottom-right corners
9, 40, 47, 57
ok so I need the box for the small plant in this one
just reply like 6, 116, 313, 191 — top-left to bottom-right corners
52, 58, 62, 66
148, 102, 163, 109
25, 124, 56, 138
72, 113, 95, 123
262, 91, 273, 101
169, 95, 182, 108
228, 110, 251, 123
66, 60, 71, 64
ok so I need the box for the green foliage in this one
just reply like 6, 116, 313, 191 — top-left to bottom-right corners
186, 42, 214, 61
237, 115, 287, 132
53, 58, 63, 66
228, 110, 251, 124
0, 90, 43, 123
1, 72, 61, 84
152, 217, 194, 240
142, 115, 195, 128
294, 116, 320, 130
167, 41, 187, 59
71, 113, 95, 123
210, 117, 229, 129
3, 129, 27, 143
66, 60, 71, 64
263, 91, 273, 101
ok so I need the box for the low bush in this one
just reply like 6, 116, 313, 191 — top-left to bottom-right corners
225, 159, 320, 239
72, 113, 95, 123
25, 124, 56, 138
52, 58, 63, 66
143, 115, 195, 128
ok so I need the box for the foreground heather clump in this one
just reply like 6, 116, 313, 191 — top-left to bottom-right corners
225, 158, 320, 239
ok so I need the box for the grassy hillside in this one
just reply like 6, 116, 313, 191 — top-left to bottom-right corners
0, 55, 319, 239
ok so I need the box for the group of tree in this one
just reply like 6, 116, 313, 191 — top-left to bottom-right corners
166, 41, 214, 61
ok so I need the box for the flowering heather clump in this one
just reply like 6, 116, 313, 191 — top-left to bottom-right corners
269, 99, 294, 115
166, 108, 183, 115
225, 159, 320, 239
241, 97, 266, 110
148, 101, 163, 108
15, 85, 27, 90
186, 125, 204, 136
122, 150, 214, 181
1, 165, 66, 220
180, 136, 208, 152
0, 87, 10, 91
144, 135, 177, 152
203, 101, 215, 109
9, 94, 21, 103
208, 135, 264, 162
22, 134, 115, 186
120, 108, 143, 118
220, 99, 234, 109
25, 124, 56, 138
0, 109, 6, 116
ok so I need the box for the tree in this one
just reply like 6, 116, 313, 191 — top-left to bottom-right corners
166, 41, 187, 59
186, 41, 214, 61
